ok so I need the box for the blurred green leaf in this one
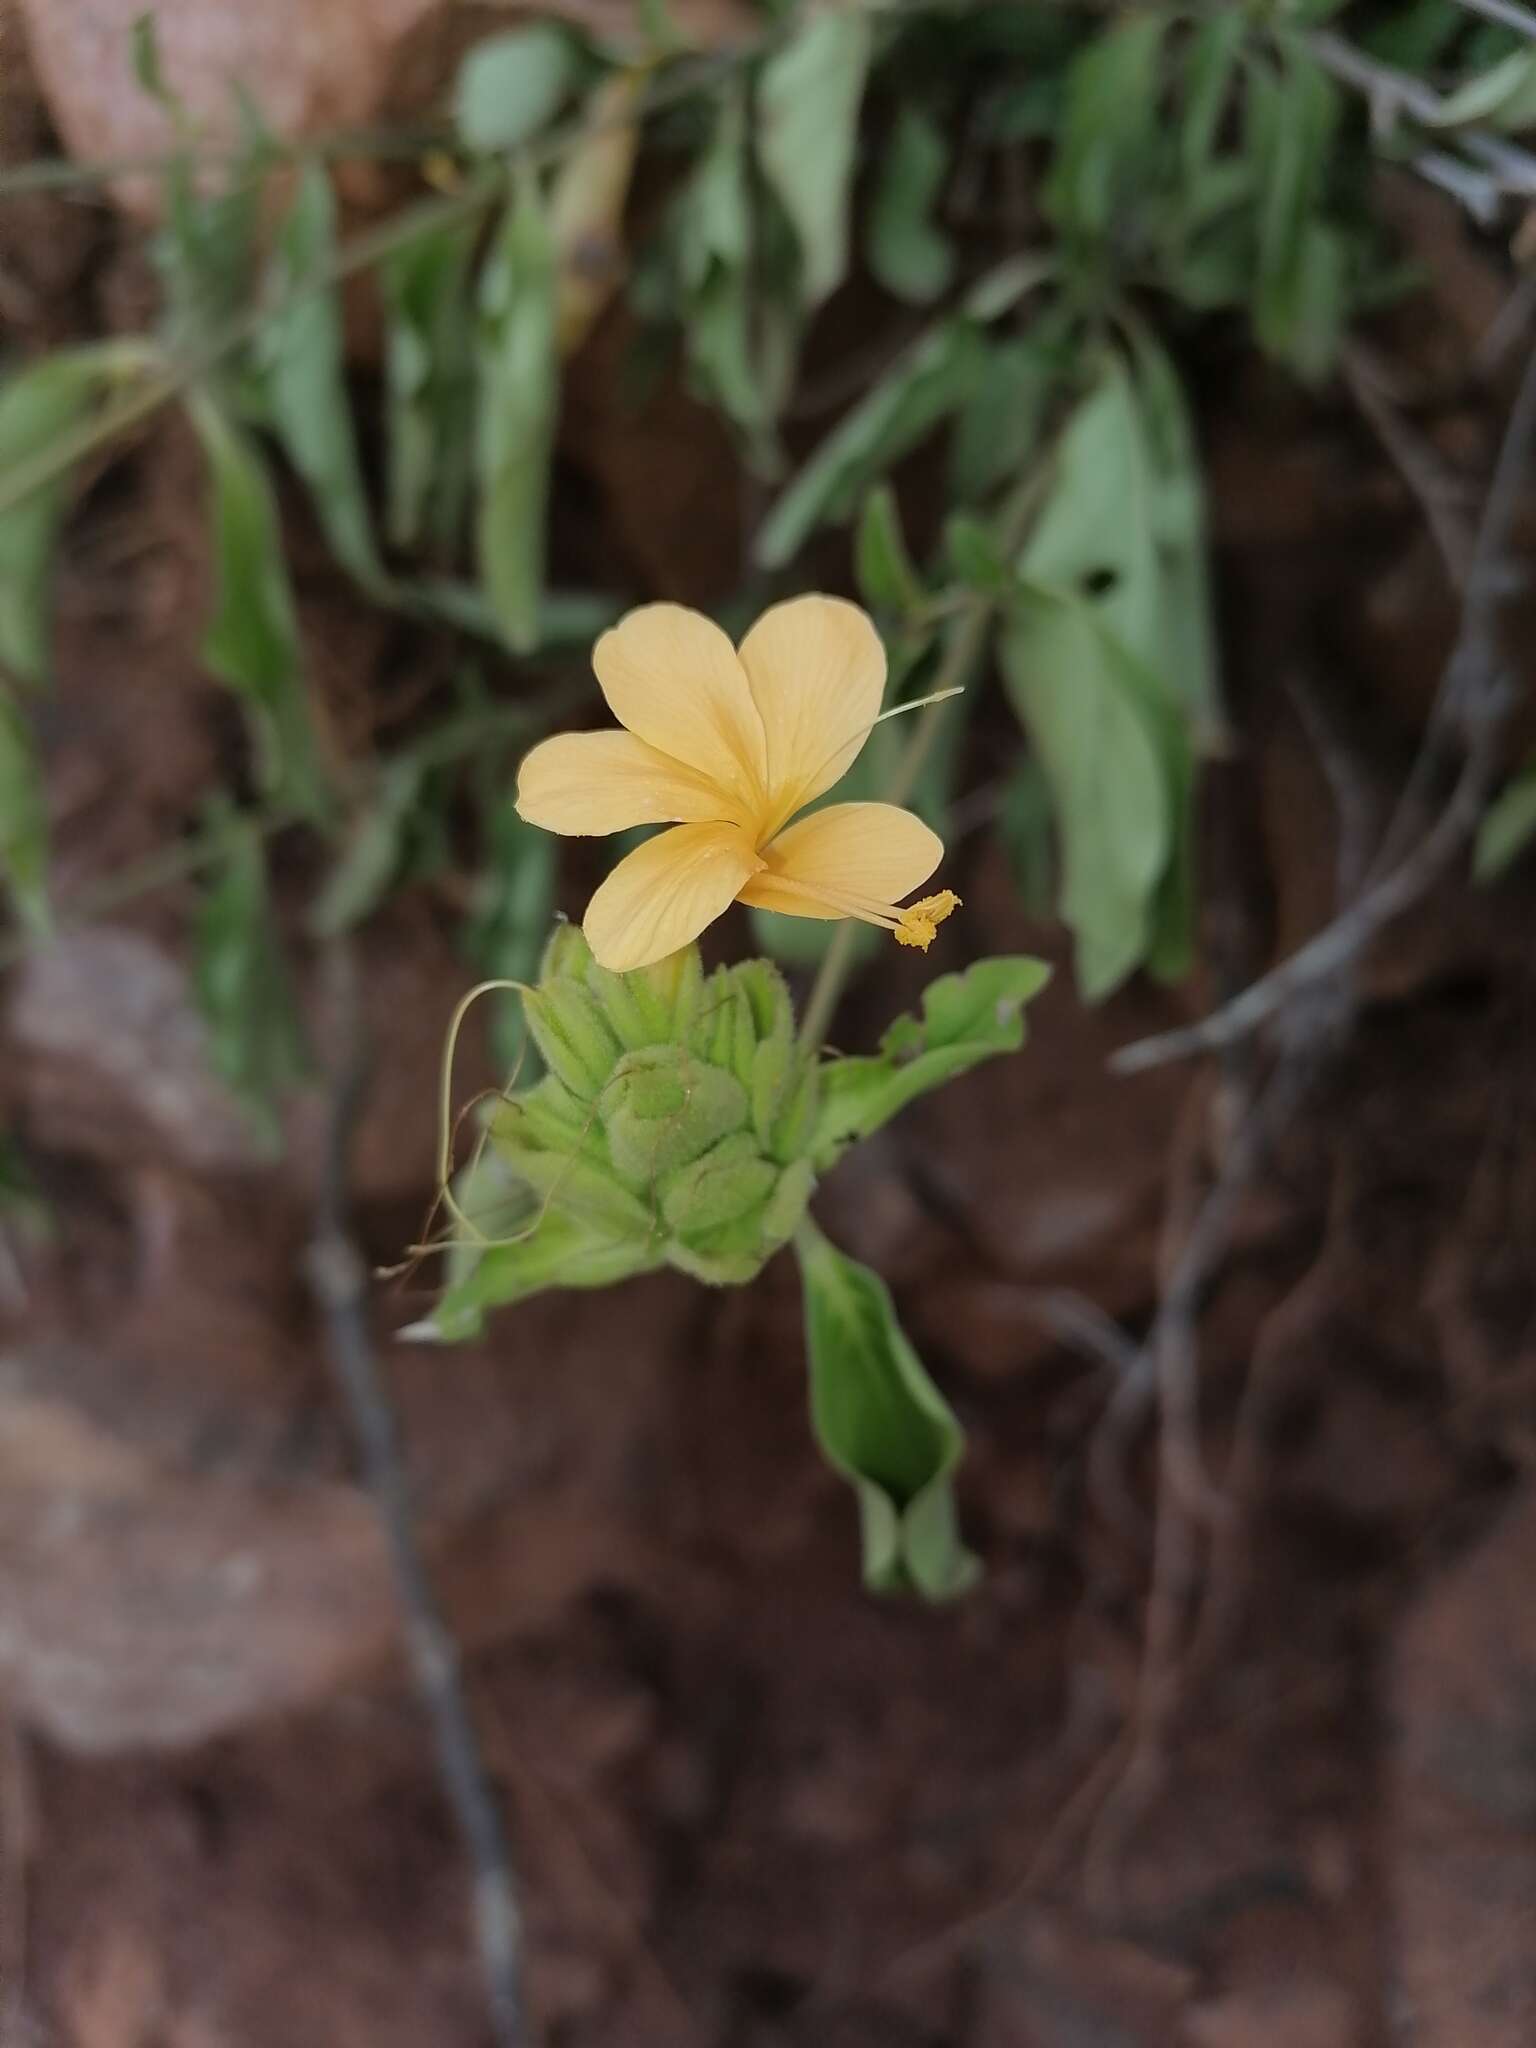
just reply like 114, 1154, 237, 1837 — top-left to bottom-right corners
756, 317, 985, 568
795, 1220, 978, 1601
997, 756, 1056, 919
0, 346, 127, 687
949, 334, 1057, 505
812, 955, 1050, 1163
1475, 758, 1536, 882
0, 693, 49, 934
675, 84, 796, 460
1045, 12, 1169, 244
1428, 48, 1536, 132
310, 756, 429, 938
1250, 50, 1345, 379
465, 793, 558, 1069
256, 163, 385, 593
454, 26, 575, 154
999, 586, 1172, 1000
1180, 10, 1247, 190
152, 111, 271, 354
945, 510, 1010, 594
476, 173, 558, 654
854, 482, 925, 619
382, 221, 478, 556
187, 391, 328, 821
130, 11, 172, 105
1021, 347, 1221, 747
194, 814, 310, 1149
758, 11, 871, 306
867, 105, 954, 305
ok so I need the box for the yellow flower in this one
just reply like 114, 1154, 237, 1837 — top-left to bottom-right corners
515, 595, 961, 972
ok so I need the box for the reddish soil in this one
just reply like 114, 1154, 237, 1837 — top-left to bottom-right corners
2, 121, 1535, 2048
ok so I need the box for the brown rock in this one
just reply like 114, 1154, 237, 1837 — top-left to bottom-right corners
0, 1394, 396, 1751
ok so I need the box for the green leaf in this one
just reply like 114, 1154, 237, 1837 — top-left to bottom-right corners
948, 334, 1057, 505
1475, 758, 1536, 882
309, 756, 428, 938
854, 482, 924, 618
999, 587, 1171, 1000
187, 392, 329, 821
867, 105, 955, 305
255, 163, 386, 592
673, 84, 797, 460
1427, 49, 1536, 133
193, 814, 310, 1150
0, 693, 49, 933
1180, 10, 1247, 190
757, 11, 871, 306
381, 223, 477, 554
1021, 348, 1221, 747
755, 317, 985, 569
402, 1150, 658, 1343
0, 346, 126, 687
795, 1220, 978, 1601
475, 173, 559, 655
130, 11, 172, 106
454, 26, 575, 154
811, 954, 1050, 1163
464, 794, 558, 1068
1250, 50, 1344, 379
152, 114, 271, 352
1045, 12, 1169, 243
945, 511, 1010, 594
997, 756, 1056, 919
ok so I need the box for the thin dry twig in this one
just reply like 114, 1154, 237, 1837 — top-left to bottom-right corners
1113, 335, 1536, 1079
307, 943, 528, 2048
1341, 344, 1475, 593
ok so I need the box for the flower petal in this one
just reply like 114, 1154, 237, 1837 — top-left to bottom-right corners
593, 604, 768, 825
739, 802, 942, 919
516, 730, 732, 835
584, 822, 763, 973
737, 595, 887, 833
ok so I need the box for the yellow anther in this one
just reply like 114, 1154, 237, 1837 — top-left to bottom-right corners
894, 890, 961, 950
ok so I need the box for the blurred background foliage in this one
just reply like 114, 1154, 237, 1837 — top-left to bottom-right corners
3, 0, 1536, 1137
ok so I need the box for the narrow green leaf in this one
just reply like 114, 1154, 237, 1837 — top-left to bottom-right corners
454, 26, 575, 155
758, 11, 871, 306
309, 756, 427, 938
1475, 758, 1536, 882
1250, 50, 1344, 378
812, 955, 1050, 1164
475, 174, 558, 655
795, 1220, 978, 1601
1021, 348, 1221, 747
194, 814, 310, 1151
256, 162, 386, 592
854, 483, 925, 618
867, 105, 955, 305
999, 587, 1171, 1000
0, 346, 127, 687
464, 794, 558, 1069
186, 391, 328, 821
948, 334, 1056, 505
1180, 10, 1247, 188
946, 511, 1010, 594
1045, 13, 1169, 242
382, 222, 478, 554
130, 11, 173, 107
755, 318, 984, 569
0, 694, 49, 934
1427, 49, 1536, 133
